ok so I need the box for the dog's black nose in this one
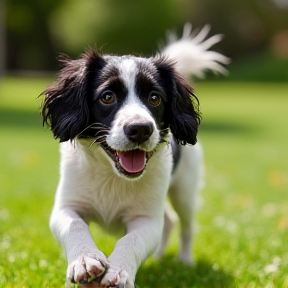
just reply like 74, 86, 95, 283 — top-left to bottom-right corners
124, 122, 154, 143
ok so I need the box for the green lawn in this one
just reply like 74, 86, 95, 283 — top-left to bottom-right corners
0, 78, 287, 288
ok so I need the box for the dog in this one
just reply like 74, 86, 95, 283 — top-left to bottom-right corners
41, 24, 228, 288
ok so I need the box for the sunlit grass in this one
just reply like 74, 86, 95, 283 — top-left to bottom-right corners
0, 78, 287, 287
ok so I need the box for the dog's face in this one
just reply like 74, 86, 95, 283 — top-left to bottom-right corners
42, 50, 201, 178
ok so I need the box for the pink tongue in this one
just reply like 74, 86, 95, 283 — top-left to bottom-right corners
118, 150, 146, 173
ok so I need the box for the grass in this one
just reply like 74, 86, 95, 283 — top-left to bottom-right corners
0, 77, 288, 288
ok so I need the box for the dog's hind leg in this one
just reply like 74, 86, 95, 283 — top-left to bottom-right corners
168, 187, 196, 263
169, 143, 204, 264
153, 204, 178, 258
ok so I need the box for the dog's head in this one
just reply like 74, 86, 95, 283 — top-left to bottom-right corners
42, 50, 201, 178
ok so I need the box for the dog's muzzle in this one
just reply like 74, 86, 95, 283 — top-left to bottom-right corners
101, 121, 155, 178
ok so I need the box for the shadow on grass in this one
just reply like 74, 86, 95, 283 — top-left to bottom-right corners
0, 108, 42, 130
136, 255, 235, 288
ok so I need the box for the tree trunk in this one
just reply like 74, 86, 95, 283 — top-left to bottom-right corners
0, 0, 5, 78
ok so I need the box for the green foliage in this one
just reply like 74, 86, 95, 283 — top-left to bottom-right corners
5, 0, 288, 73
49, 0, 186, 57
5, 0, 63, 70
226, 53, 288, 82
5, 0, 189, 70
0, 78, 288, 287
190, 0, 288, 58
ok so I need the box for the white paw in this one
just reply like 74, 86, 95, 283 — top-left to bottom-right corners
100, 265, 134, 288
67, 253, 108, 284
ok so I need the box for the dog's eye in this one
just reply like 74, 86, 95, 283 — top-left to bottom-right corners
148, 92, 162, 107
100, 91, 116, 105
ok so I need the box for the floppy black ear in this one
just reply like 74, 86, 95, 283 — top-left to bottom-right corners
153, 56, 201, 145
41, 50, 106, 142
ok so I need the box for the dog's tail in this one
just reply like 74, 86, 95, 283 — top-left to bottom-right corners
160, 23, 230, 78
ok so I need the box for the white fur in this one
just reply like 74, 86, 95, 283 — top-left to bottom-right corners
162, 23, 230, 78
49, 24, 227, 287
51, 139, 174, 287
106, 83, 160, 154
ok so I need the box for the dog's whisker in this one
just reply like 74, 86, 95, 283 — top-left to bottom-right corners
159, 128, 170, 134
94, 137, 106, 144
160, 127, 170, 132
76, 123, 110, 138
76, 123, 99, 136
90, 125, 110, 130
95, 130, 109, 137
89, 123, 110, 130
87, 134, 108, 150
89, 136, 105, 148
88, 139, 97, 150
97, 140, 107, 145
89, 122, 110, 128
95, 133, 107, 140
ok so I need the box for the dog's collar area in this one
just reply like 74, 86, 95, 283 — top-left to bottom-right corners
100, 142, 154, 178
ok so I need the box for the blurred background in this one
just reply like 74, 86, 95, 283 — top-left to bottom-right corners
0, 0, 288, 81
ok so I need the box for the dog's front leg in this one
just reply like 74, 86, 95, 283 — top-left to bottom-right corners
50, 207, 109, 285
100, 217, 162, 288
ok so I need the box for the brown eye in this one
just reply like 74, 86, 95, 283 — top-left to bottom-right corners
148, 92, 162, 107
100, 91, 116, 105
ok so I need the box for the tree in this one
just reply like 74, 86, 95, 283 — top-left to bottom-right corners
0, 0, 5, 78
5, 0, 64, 71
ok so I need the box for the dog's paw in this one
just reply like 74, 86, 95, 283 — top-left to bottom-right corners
100, 265, 135, 288
67, 253, 108, 284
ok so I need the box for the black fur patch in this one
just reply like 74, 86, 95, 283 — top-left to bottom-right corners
41, 50, 201, 146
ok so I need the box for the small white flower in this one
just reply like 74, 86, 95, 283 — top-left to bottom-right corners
263, 256, 281, 274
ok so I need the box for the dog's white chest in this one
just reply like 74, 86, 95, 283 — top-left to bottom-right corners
57, 141, 173, 227
87, 176, 136, 225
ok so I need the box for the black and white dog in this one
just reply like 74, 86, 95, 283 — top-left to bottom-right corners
42, 24, 228, 287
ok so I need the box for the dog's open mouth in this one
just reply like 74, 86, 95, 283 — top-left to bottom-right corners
100, 143, 153, 178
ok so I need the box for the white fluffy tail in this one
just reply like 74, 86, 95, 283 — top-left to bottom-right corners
160, 23, 230, 78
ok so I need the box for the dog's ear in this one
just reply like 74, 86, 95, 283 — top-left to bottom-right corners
153, 56, 201, 145
41, 50, 106, 142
